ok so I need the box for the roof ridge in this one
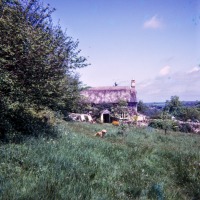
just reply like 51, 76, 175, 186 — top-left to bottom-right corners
87, 86, 130, 90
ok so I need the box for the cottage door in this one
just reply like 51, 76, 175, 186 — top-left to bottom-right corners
103, 114, 110, 123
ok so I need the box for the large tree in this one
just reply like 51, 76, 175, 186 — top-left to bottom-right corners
0, 0, 88, 140
0, 0, 87, 110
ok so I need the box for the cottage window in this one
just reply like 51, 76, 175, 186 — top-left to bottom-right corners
120, 112, 128, 119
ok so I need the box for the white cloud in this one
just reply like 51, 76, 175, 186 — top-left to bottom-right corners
137, 70, 200, 102
159, 65, 171, 76
187, 66, 200, 74
143, 15, 163, 29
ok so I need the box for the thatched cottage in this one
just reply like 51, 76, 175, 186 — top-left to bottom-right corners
81, 80, 138, 123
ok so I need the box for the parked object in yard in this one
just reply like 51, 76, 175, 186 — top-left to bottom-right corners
95, 129, 107, 138
112, 120, 120, 126
68, 113, 93, 122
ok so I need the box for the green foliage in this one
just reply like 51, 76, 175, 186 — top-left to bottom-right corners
196, 101, 200, 109
0, 122, 200, 199
179, 123, 193, 133
0, 0, 87, 110
142, 106, 162, 119
178, 107, 200, 121
0, 99, 61, 142
118, 100, 128, 107
0, 0, 88, 140
160, 111, 172, 120
137, 100, 148, 114
117, 121, 129, 135
111, 100, 129, 119
149, 119, 179, 132
164, 96, 182, 114
164, 96, 200, 122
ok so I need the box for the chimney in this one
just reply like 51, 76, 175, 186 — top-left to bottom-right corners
131, 80, 135, 88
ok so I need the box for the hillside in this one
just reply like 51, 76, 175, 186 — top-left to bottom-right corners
0, 121, 200, 199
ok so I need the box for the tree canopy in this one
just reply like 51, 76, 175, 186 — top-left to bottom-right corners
164, 96, 182, 115
0, 0, 88, 140
164, 96, 200, 121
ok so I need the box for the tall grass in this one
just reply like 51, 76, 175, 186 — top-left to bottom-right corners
0, 122, 200, 199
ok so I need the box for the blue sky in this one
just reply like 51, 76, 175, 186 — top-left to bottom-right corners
43, 0, 200, 102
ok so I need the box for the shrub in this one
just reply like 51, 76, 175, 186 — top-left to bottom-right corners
0, 101, 60, 142
179, 123, 192, 133
116, 122, 129, 136
148, 119, 179, 133
148, 119, 164, 129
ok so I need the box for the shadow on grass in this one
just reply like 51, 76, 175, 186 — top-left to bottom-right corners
0, 107, 61, 143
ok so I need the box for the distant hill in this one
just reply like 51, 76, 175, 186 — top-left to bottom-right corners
145, 101, 199, 108
145, 102, 165, 108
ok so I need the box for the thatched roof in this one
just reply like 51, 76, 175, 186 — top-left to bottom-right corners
81, 86, 137, 104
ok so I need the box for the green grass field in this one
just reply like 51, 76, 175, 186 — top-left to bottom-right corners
0, 121, 200, 200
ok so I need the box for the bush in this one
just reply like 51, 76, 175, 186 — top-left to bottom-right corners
177, 107, 200, 122
0, 101, 61, 142
148, 119, 163, 129
179, 123, 192, 133
148, 119, 180, 133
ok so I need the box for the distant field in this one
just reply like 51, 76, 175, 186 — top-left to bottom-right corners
0, 122, 200, 200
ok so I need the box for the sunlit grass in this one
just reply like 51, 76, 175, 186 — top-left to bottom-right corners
0, 122, 200, 199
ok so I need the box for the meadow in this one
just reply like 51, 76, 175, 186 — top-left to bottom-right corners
0, 121, 200, 200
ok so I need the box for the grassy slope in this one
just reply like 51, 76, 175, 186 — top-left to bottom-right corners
0, 122, 200, 200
